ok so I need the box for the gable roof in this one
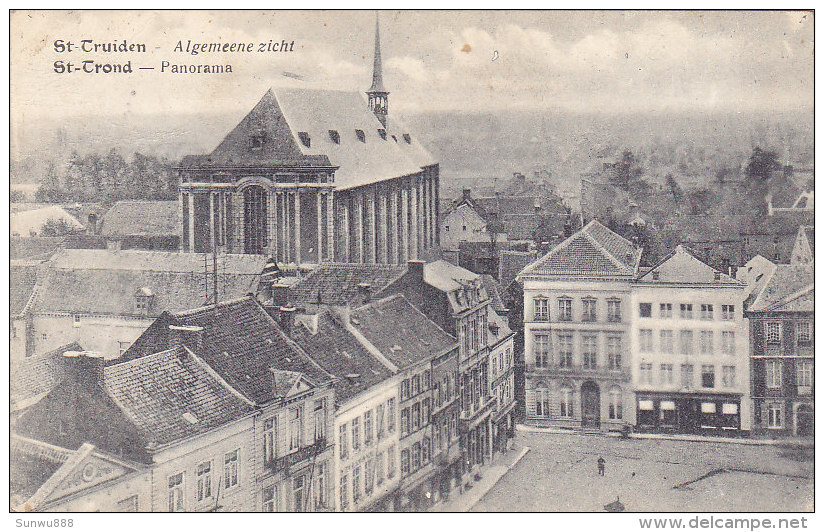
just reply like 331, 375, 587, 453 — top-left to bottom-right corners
33, 249, 265, 317
290, 309, 394, 405
498, 249, 539, 289
99, 201, 179, 237
518, 220, 641, 279
122, 297, 332, 405
637, 245, 742, 286
186, 88, 435, 191
288, 262, 407, 306
350, 294, 457, 369
748, 264, 814, 312
104, 347, 255, 448
11, 342, 83, 412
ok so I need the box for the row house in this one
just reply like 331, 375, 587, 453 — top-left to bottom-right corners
517, 221, 640, 431
383, 260, 496, 474
631, 246, 750, 435
23, 248, 267, 359
14, 348, 257, 512
745, 263, 814, 437
287, 307, 401, 512
488, 304, 517, 454
120, 296, 337, 511
348, 295, 460, 510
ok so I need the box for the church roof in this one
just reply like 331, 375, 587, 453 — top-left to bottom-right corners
518, 220, 641, 279
187, 87, 435, 191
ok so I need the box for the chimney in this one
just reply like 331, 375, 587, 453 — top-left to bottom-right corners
279, 307, 297, 336
407, 260, 425, 286
63, 350, 105, 389
169, 324, 204, 353
271, 281, 291, 308
356, 282, 372, 304
87, 213, 98, 235
462, 188, 472, 203
106, 239, 122, 252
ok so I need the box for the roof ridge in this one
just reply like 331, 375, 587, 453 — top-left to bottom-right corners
764, 283, 815, 312
172, 295, 255, 318
580, 226, 632, 275
182, 345, 256, 407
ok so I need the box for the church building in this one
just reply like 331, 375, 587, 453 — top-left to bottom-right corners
177, 20, 440, 266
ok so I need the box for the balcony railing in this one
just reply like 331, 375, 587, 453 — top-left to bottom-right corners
264, 437, 327, 475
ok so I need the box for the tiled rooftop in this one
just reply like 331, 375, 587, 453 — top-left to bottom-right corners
748, 264, 814, 312
288, 262, 406, 306
99, 200, 180, 237
350, 294, 457, 369
11, 342, 83, 412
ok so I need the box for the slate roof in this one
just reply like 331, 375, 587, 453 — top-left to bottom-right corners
748, 264, 814, 312
424, 260, 480, 293
123, 297, 332, 405
290, 309, 394, 405
10, 263, 39, 317
105, 347, 254, 447
487, 307, 513, 347
288, 262, 406, 306
351, 295, 457, 369
99, 201, 179, 237
519, 220, 641, 278
185, 88, 435, 191
11, 342, 83, 412
33, 249, 265, 316
637, 245, 742, 285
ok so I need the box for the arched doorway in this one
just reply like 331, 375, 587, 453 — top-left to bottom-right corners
243, 185, 268, 254
796, 404, 814, 437
581, 381, 600, 428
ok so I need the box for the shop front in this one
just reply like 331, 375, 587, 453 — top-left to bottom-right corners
636, 393, 743, 435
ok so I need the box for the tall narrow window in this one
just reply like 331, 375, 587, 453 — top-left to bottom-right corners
721, 331, 735, 355
582, 335, 598, 369
700, 304, 714, 320
376, 403, 385, 440
765, 360, 782, 388
607, 336, 622, 369
659, 303, 673, 318
224, 450, 239, 489
363, 410, 373, 446
701, 365, 715, 388
660, 330, 674, 353
534, 297, 549, 321
535, 388, 550, 418
722, 365, 736, 388
797, 360, 813, 388
290, 406, 303, 451
387, 398, 396, 433
534, 333, 550, 368
243, 185, 268, 254
721, 304, 735, 321
680, 304, 693, 319
339, 423, 349, 460
263, 485, 276, 512
681, 364, 694, 388
352, 416, 361, 451
559, 387, 573, 418
639, 329, 653, 353
263, 418, 277, 465
680, 330, 694, 355
640, 363, 653, 384
796, 321, 812, 344
660, 364, 674, 384
558, 334, 573, 368
700, 331, 714, 355
314, 399, 327, 443
582, 298, 597, 321
607, 299, 622, 322
197, 461, 212, 501
558, 298, 572, 321
168, 473, 184, 512
608, 387, 623, 420
765, 322, 782, 345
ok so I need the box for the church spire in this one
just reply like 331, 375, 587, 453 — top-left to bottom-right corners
367, 13, 389, 126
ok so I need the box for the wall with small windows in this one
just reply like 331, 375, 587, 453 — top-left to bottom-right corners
334, 378, 400, 512
630, 283, 750, 433
31, 313, 152, 359
150, 415, 256, 512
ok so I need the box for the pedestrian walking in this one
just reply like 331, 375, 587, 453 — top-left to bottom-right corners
597, 456, 606, 476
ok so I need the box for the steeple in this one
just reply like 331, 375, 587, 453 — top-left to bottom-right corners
367, 14, 389, 126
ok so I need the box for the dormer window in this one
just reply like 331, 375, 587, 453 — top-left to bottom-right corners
652, 271, 660, 281
298, 132, 311, 148
355, 129, 366, 143
250, 133, 265, 150
391, 135, 398, 143
377, 129, 387, 140
403, 133, 411, 144
328, 130, 340, 144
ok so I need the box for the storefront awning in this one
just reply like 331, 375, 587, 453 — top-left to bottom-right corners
660, 400, 676, 411
638, 400, 654, 411
701, 402, 717, 413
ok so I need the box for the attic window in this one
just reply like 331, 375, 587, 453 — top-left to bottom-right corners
377, 129, 387, 140
652, 271, 660, 281
298, 132, 311, 147
355, 129, 366, 143
328, 130, 340, 144
250, 134, 265, 150
182, 412, 199, 425
403, 133, 411, 144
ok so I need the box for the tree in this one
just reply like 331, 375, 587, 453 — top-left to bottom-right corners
607, 150, 645, 191
745, 147, 781, 183
665, 174, 682, 204
39, 218, 82, 237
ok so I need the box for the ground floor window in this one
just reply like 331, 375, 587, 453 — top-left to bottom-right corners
638, 399, 655, 426
608, 388, 622, 420
293, 475, 306, 512
659, 400, 676, 427
767, 403, 783, 428
559, 387, 573, 418
535, 388, 550, 417
263, 485, 276, 512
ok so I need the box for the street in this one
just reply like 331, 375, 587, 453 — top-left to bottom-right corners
472, 431, 814, 512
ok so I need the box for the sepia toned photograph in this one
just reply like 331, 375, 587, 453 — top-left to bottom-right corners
7, 9, 814, 516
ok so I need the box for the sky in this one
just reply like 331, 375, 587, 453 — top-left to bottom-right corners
10, 9, 814, 123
